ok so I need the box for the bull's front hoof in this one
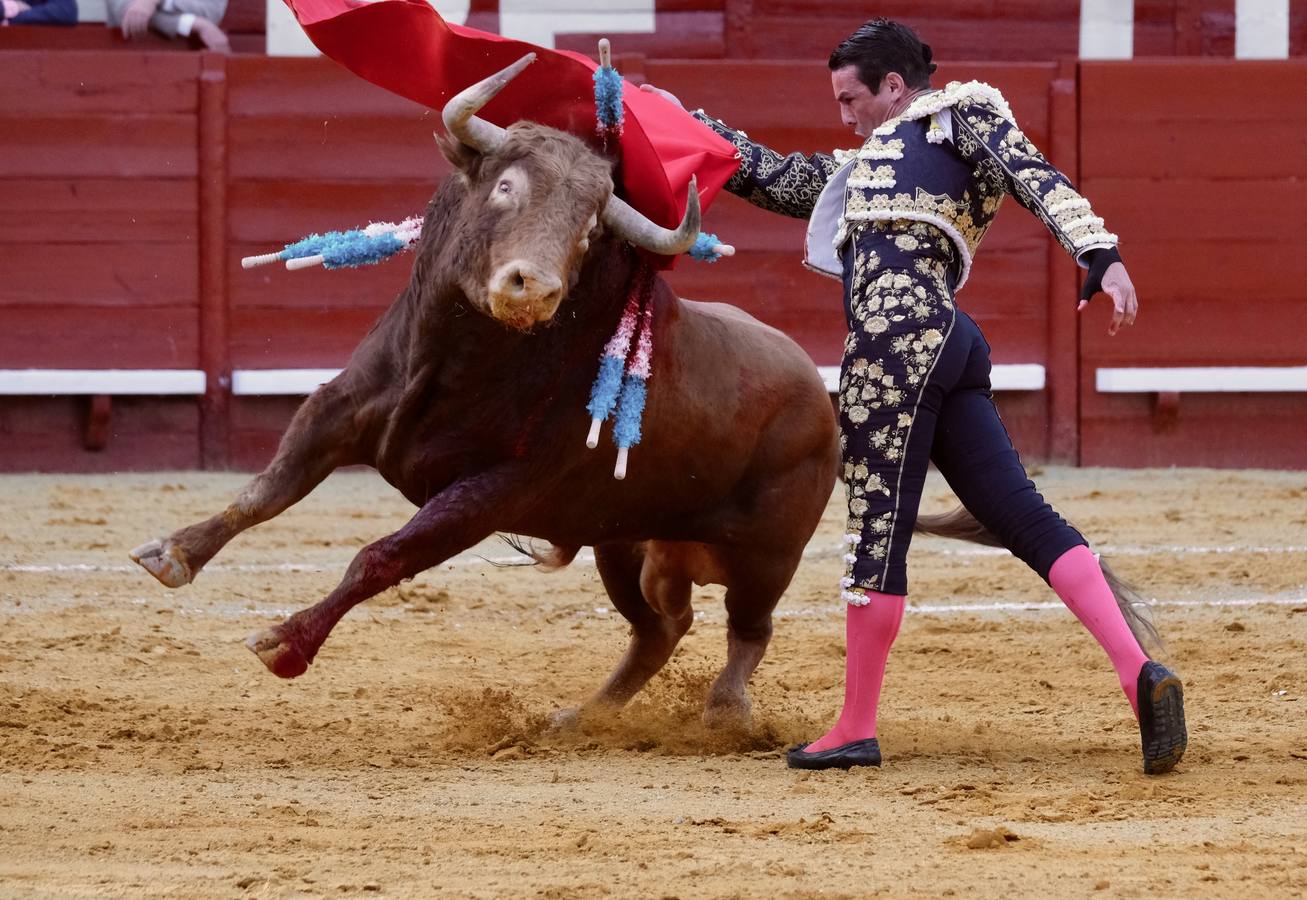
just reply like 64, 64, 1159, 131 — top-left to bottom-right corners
702, 694, 752, 730
129, 539, 193, 588
244, 627, 310, 679
548, 706, 583, 732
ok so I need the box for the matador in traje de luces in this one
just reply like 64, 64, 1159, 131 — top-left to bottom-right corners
646, 17, 1186, 775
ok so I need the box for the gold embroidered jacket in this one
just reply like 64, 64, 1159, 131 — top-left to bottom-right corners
692, 81, 1117, 290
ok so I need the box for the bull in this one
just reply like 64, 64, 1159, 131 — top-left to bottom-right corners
130, 55, 841, 726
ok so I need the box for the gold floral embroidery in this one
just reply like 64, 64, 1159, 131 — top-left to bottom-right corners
953, 99, 1118, 256
691, 111, 846, 219
860, 137, 905, 160
848, 164, 896, 191
839, 265, 955, 591
839, 82, 1117, 291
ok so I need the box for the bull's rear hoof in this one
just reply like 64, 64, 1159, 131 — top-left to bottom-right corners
245, 627, 310, 679
129, 539, 193, 588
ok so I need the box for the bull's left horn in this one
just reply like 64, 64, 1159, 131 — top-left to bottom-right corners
602, 176, 701, 256
442, 53, 537, 153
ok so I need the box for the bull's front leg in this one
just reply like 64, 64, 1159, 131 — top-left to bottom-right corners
130, 383, 366, 588
243, 472, 508, 678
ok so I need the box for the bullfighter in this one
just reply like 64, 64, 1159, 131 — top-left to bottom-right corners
643, 18, 1188, 774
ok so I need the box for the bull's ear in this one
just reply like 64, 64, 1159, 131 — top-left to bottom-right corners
434, 131, 480, 174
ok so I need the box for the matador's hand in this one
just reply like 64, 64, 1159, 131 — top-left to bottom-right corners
1078, 250, 1138, 336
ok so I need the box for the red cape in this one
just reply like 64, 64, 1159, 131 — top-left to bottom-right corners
283, 0, 739, 238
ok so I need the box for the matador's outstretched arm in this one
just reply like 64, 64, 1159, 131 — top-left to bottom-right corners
689, 111, 844, 220
953, 97, 1138, 334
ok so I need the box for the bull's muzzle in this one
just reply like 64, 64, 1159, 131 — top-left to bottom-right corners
489, 260, 564, 327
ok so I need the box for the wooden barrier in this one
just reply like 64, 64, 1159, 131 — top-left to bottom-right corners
2, 51, 1305, 471
1078, 59, 1307, 469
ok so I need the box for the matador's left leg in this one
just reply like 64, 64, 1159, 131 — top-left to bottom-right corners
929, 315, 1187, 774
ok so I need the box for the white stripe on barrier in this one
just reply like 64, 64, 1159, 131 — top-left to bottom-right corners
0, 370, 206, 396
819, 364, 1045, 393
1096, 366, 1307, 393
1236, 0, 1290, 59
231, 369, 342, 396
1080, 0, 1135, 60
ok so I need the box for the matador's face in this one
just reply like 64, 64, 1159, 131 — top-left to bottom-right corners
831, 65, 911, 139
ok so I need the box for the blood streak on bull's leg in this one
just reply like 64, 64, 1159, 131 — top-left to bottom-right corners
244, 472, 514, 678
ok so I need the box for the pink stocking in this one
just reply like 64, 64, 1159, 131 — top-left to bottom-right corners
804, 592, 905, 752
1048, 544, 1149, 717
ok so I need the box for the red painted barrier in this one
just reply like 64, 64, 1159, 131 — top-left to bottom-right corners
2, 51, 1305, 471
1078, 60, 1307, 469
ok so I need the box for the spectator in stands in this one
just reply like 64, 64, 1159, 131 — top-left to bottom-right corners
2, 0, 77, 25
107, 0, 229, 50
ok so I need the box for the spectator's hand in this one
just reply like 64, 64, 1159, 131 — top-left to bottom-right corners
3, 0, 32, 17
638, 83, 686, 110
1078, 261, 1138, 336
190, 15, 230, 51
121, 0, 159, 38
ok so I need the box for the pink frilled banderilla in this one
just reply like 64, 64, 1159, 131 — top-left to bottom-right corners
586, 262, 656, 480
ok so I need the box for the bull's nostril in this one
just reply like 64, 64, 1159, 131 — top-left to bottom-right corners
512, 272, 526, 290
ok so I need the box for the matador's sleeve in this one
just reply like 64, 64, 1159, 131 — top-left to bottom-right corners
691, 110, 842, 219
951, 97, 1117, 264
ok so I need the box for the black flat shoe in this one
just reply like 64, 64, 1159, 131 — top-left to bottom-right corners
1138, 660, 1187, 775
786, 738, 881, 770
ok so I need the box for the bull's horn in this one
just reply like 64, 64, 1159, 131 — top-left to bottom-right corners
442, 52, 537, 153
602, 176, 701, 256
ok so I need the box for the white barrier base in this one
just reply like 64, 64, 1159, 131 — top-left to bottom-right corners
231, 369, 342, 396
0, 370, 205, 396
818, 363, 1046, 393
1097, 367, 1307, 393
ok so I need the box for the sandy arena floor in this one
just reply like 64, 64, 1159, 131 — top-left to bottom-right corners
1, 466, 1306, 898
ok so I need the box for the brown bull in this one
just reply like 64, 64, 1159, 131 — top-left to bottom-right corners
130, 56, 840, 725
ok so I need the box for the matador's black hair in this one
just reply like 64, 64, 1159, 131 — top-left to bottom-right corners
828, 18, 937, 93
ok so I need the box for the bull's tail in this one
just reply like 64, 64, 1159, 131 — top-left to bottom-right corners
500, 535, 583, 572
913, 506, 1004, 548
913, 506, 1166, 658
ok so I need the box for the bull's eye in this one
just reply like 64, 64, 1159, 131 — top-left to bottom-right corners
490, 166, 527, 206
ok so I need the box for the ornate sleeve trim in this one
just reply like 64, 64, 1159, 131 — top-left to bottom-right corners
953, 110, 1118, 256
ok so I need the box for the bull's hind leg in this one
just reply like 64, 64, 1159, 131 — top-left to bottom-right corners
131, 383, 365, 587
572, 542, 693, 716
702, 550, 801, 728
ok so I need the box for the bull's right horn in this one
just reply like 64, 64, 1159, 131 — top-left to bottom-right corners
442, 52, 537, 154
602, 176, 701, 256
